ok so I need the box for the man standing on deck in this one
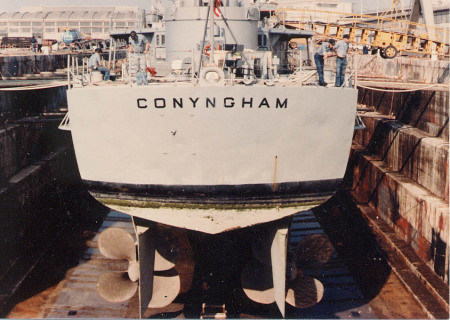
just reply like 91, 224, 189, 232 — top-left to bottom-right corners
88, 48, 111, 81
128, 30, 150, 86
334, 34, 350, 87
314, 39, 335, 87
37, 36, 43, 53
30, 36, 37, 53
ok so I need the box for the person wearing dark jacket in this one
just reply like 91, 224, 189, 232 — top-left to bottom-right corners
30, 36, 37, 52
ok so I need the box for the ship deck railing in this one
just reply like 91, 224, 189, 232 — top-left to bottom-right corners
65, 47, 364, 90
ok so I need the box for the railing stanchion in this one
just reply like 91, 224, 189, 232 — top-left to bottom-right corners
67, 54, 70, 89
299, 49, 303, 87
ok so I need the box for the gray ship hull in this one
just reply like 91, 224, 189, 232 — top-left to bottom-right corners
67, 84, 357, 233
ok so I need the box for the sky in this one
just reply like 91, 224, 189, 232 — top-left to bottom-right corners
0, 0, 409, 13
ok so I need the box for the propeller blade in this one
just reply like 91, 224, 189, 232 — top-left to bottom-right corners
148, 269, 181, 309
241, 259, 275, 304
96, 272, 138, 303
154, 228, 180, 271
296, 234, 333, 268
98, 228, 136, 262
285, 276, 324, 308
137, 225, 181, 316
251, 233, 272, 266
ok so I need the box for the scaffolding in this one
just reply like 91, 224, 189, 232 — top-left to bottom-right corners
274, 7, 449, 59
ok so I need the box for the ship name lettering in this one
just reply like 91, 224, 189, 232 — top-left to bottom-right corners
242, 97, 253, 108
276, 98, 288, 108
136, 97, 287, 109
173, 98, 183, 108
137, 98, 147, 108
154, 98, 166, 108
190, 97, 199, 108
206, 98, 215, 108
258, 98, 269, 108
224, 97, 235, 108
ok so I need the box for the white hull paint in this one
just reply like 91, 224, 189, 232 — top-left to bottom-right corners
67, 84, 357, 233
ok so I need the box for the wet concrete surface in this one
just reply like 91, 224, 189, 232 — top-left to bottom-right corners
313, 190, 429, 319
2, 185, 109, 318
4, 189, 430, 319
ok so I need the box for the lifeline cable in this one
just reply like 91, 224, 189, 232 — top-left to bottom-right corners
357, 83, 448, 93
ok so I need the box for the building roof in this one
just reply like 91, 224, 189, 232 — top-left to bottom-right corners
0, 6, 140, 21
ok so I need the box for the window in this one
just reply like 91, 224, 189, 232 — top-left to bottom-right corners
258, 34, 267, 47
69, 21, 78, 27
21, 28, 31, 32
33, 28, 43, 33
81, 27, 91, 33
45, 27, 56, 33
11, 22, 19, 26
92, 21, 102, 26
103, 27, 109, 32
156, 34, 160, 46
434, 11, 449, 24
80, 21, 91, 26
9, 28, 19, 32
32, 22, 42, 26
57, 21, 68, 27
128, 22, 135, 27
115, 21, 125, 27
20, 22, 31, 26
0, 22, 6, 26
45, 21, 55, 26
161, 34, 165, 45
92, 27, 102, 33
317, 3, 337, 7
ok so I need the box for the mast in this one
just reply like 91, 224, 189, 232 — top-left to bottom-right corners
209, 0, 215, 64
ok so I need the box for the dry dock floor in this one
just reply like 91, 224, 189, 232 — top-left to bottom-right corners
5, 192, 430, 319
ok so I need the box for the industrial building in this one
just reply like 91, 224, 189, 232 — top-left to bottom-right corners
0, 6, 145, 42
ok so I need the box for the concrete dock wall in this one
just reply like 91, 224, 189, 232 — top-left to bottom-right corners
0, 118, 69, 182
350, 85, 449, 283
359, 89, 449, 139
356, 56, 449, 84
353, 118, 449, 202
326, 55, 450, 85
0, 54, 68, 76
0, 87, 67, 119
0, 116, 79, 280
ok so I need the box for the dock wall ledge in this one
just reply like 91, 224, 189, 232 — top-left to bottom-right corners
0, 87, 67, 119
354, 116, 449, 202
0, 144, 78, 277
326, 55, 450, 85
350, 150, 448, 278
0, 54, 68, 77
350, 82, 449, 288
358, 88, 449, 140
0, 117, 70, 183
